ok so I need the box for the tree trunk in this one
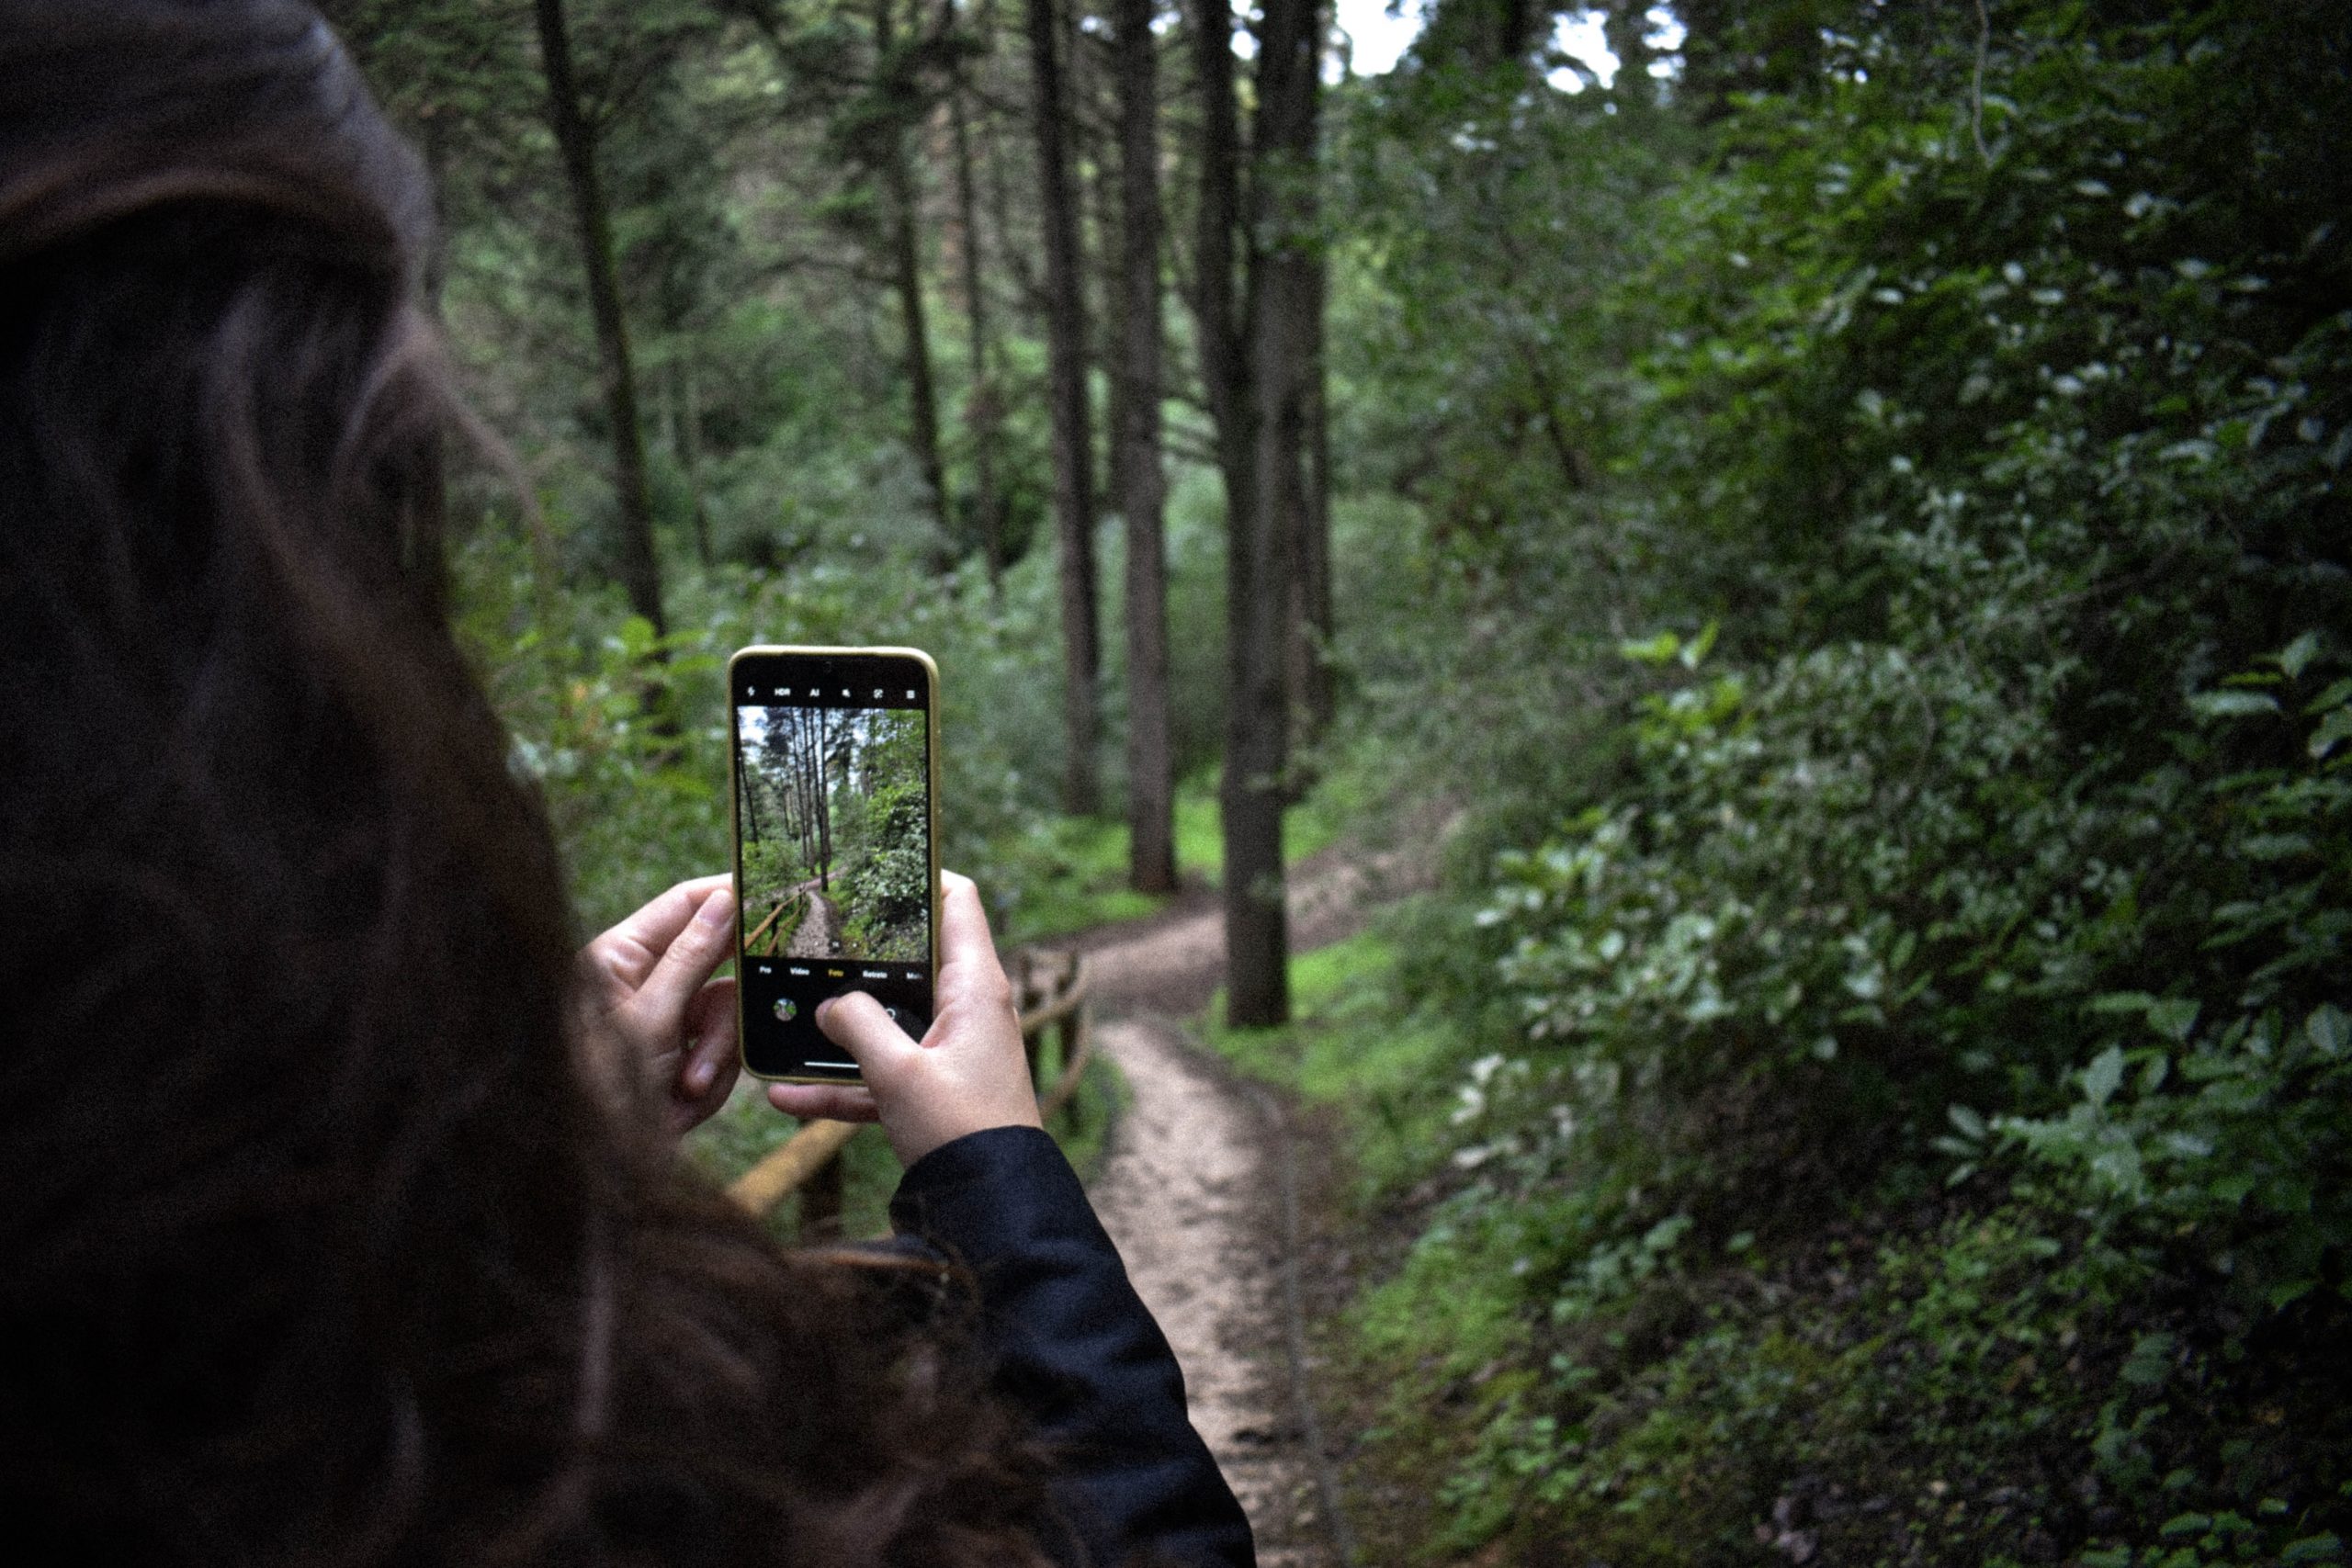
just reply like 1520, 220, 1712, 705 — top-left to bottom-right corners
878, 0, 950, 539
1290, 74, 1335, 750
532, 0, 666, 637
1189, 0, 1275, 1015
677, 356, 715, 566
1223, 0, 1320, 1029
814, 709, 833, 889
737, 728, 763, 844
1189, 0, 1248, 492
947, 6, 1004, 589
1088, 48, 1128, 518
1114, 0, 1175, 894
786, 722, 814, 868
1025, 0, 1102, 816
888, 158, 950, 537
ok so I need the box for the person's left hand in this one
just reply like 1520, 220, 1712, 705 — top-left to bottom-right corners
582, 873, 741, 1137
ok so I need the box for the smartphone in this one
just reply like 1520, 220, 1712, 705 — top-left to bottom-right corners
728, 645, 941, 1083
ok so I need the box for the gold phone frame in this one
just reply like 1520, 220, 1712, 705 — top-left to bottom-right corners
726, 644, 943, 1085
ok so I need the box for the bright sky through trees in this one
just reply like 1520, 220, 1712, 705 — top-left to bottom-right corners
1329, 3, 1685, 86
1328, 0, 1421, 74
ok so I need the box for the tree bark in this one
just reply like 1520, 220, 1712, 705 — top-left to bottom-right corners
1192, 0, 1290, 1028
1114, 0, 1175, 893
1226, 0, 1320, 1027
888, 159, 950, 536
877, 0, 951, 539
532, 0, 667, 637
1290, 85, 1335, 751
813, 709, 834, 888
676, 356, 715, 566
1189, 0, 1248, 497
1025, 0, 1102, 815
1087, 45, 1127, 518
737, 727, 763, 844
946, 3, 1004, 588
980, 0, 1040, 323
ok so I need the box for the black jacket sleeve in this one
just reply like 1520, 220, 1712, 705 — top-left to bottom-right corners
888, 1125, 1257, 1568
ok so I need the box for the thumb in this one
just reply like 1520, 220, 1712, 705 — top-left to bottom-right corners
631, 886, 735, 1021
816, 991, 918, 1076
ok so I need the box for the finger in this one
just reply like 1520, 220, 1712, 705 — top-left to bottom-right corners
587, 874, 733, 992
816, 990, 919, 1068
935, 872, 1007, 986
680, 977, 739, 1100
628, 886, 737, 1023
931, 874, 1016, 1028
765, 1081, 881, 1122
668, 1060, 738, 1137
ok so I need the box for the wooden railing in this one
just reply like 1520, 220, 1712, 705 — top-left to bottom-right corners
727, 949, 1093, 1224
741, 890, 809, 959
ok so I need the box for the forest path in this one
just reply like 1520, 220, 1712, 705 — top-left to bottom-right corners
786, 881, 841, 960
1069, 840, 1426, 1016
1086, 1018, 1325, 1567
1065, 838, 1440, 1567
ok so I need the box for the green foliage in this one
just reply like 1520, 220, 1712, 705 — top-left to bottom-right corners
988, 811, 1161, 945
833, 711, 932, 960
1995, 661, 2352, 1309
1298, 2, 2352, 1561
1207, 924, 1466, 1195
452, 522, 1180, 938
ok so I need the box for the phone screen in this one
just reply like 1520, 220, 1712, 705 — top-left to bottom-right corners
730, 649, 935, 1081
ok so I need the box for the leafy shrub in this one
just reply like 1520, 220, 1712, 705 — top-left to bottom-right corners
1315, 2, 2352, 1560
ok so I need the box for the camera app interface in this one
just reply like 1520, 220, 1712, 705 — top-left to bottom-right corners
733, 655, 933, 1079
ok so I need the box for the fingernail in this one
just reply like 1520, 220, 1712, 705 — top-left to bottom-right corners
687, 1057, 715, 1092
695, 889, 733, 929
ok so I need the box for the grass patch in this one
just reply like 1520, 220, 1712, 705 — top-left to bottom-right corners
996, 812, 1165, 944
1176, 768, 1356, 886
1205, 913, 1472, 1199
1203, 919, 1525, 1384
1172, 781, 1222, 877
999, 768, 1360, 944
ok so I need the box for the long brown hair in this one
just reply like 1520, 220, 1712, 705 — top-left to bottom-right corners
0, 5, 1047, 1562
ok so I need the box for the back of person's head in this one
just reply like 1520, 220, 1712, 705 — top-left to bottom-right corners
0, 5, 1047, 1562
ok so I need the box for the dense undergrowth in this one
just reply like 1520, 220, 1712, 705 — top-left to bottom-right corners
1209, 5, 2352, 1563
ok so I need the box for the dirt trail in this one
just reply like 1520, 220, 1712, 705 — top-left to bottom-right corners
786, 885, 840, 959
1069, 844, 1436, 1566
1076, 842, 1427, 1017
1087, 1018, 1322, 1566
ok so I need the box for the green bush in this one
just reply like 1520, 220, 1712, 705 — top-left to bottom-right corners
1301, 2, 2352, 1560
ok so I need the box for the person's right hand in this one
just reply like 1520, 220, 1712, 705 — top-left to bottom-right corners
765, 870, 1044, 1168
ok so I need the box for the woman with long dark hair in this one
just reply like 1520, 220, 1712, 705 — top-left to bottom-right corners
0, 5, 1250, 1563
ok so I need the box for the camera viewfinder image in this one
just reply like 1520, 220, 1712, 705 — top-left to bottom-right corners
735, 705, 929, 965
